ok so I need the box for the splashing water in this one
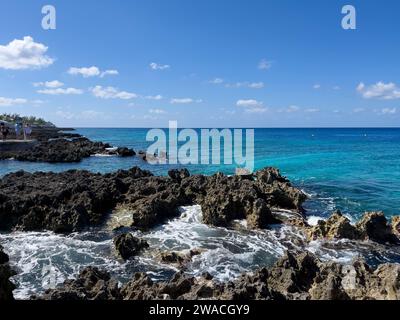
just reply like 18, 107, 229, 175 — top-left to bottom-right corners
2, 205, 400, 299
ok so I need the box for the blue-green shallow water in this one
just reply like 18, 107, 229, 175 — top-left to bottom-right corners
1, 128, 399, 220
2, 128, 400, 299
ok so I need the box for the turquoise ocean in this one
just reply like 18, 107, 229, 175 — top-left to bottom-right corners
1, 128, 400, 298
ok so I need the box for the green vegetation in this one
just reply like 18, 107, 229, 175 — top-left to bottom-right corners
0, 113, 55, 127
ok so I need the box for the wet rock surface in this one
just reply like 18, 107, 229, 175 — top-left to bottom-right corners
158, 249, 204, 267
35, 267, 121, 300
0, 245, 15, 301
113, 233, 149, 260
306, 210, 400, 244
0, 167, 306, 233
0, 127, 135, 163
0, 167, 153, 232
39, 251, 400, 300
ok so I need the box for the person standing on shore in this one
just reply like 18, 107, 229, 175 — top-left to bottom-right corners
1, 123, 9, 141
24, 123, 32, 140
15, 122, 22, 139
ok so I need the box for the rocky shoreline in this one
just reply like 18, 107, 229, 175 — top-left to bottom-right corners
1, 166, 400, 300
0, 167, 305, 233
0, 127, 135, 163
0, 245, 15, 300
35, 250, 400, 300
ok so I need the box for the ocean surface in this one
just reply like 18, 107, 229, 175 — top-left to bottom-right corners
1, 128, 400, 298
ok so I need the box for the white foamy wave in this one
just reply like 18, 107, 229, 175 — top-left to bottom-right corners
0, 231, 123, 299
91, 154, 115, 157
307, 216, 324, 226
301, 189, 315, 198
141, 206, 304, 281
3, 206, 399, 300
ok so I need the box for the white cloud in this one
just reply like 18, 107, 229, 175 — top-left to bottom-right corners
34, 80, 64, 88
38, 87, 84, 95
68, 66, 100, 78
245, 107, 267, 113
170, 98, 201, 104
0, 36, 54, 70
236, 99, 263, 108
149, 108, 166, 114
56, 110, 106, 120
333, 86, 340, 90
145, 94, 163, 100
100, 69, 119, 78
68, 66, 119, 78
304, 108, 320, 113
226, 81, 265, 89
278, 105, 300, 113
313, 84, 321, 89
248, 82, 264, 89
379, 107, 397, 115
357, 82, 400, 100
236, 99, 268, 113
209, 78, 224, 84
149, 62, 170, 70
91, 86, 137, 99
258, 59, 272, 70
0, 97, 28, 107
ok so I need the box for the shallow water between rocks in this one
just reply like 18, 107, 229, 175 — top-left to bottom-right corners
2, 205, 400, 299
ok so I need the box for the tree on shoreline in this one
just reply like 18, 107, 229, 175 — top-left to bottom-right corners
0, 113, 55, 127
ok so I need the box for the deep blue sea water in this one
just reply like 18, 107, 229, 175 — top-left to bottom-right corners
1, 128, 399, 219
2, 128, 400, 298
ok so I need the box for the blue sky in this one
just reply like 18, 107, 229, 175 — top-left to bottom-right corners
0, 0, 399, 127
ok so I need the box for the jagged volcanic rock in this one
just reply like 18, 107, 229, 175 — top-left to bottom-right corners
113, 233, 149, 260
38, 251, 400, 300
0, 245, 15, 301
0, 167, 306, 233
306, 211, 400, 244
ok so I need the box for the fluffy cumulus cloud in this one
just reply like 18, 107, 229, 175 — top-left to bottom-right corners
149, 62, 170, 71
236, 99, 267, 113
34, 80, 64, 88
0, 36, 54, 70
35, 80, 83, 95
170, 98, 201, 104
357, 82, 400, 100
68, 66, 119, 78
37, 87, 83, 95
100, 69, 119, 78
236, 99, 263, 108
91, 86, 137, 99
0, 97, 28, 107
68, 66, 100, 78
